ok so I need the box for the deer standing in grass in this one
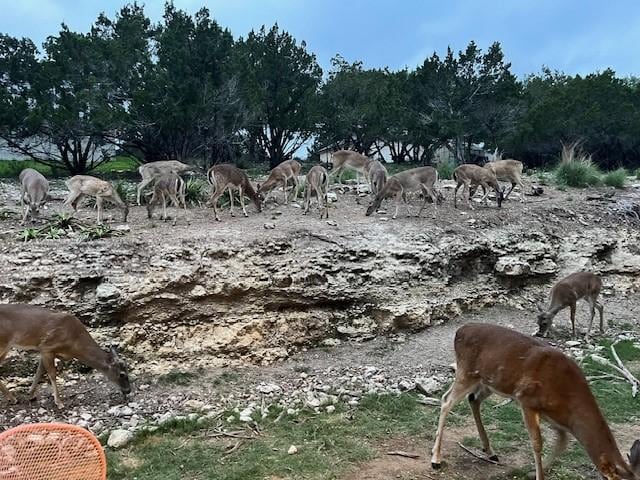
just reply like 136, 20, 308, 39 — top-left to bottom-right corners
365, 167, 442, 219
536, 271, 604, 341
257, 159, 301, 205
303, 165, 329, 219
146, 172, 186, 222
19, 168, 49, 225
453, 164, 504, 209
136, 160, 196, 205
64, 175, 129, 223
329, 150, 371, 187
364, 159, 388, 197
431, 324, 640, 480
207, 164, 262, 221
0, 304, 131, 409
484, 157, 526, 202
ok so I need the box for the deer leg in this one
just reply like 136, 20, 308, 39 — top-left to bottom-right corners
504, 182, 516, 200
238, 186, 248, 217
518, 180, 526, 203
521, 408, 545, 480
431, 377, 479, 468
210, 188, 225, 221
136, 178, 154, 205
393, 191, 403, 219
543, 428, 568, 471
41, 353, 64, 409
596, 301, 604, 333
20, 186, 28, 225
479, 183, 491, 206
569, 303, 577, 339
229, 187, 235, 217
468, 386, 498, 461
292, 176, 299, 201
464, 182, 475, 210
585, 297, 597, 341
64, 191, 82, 212
454, 183, 462, 209
29, 357, 46, 400
162, 192, 168, 221
96, 196, 104, 224
0, 349, 17, 404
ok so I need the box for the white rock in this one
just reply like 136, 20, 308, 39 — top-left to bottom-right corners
183, 399, 205, 410
257, 383, 282, 394
326, 405, 336, 414
107, 429, 134, 449
287, 445, 298, 455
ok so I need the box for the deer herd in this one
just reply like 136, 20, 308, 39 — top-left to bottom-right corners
5, 150, 640, 479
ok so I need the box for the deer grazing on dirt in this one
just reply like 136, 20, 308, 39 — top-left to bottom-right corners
64, 175, 129, 223
365, 167, 442, 219
536, 271, 604, 341
257, 159, 302, 205
329, 150, 371, 187
453, 164, 504, 209
0, 304, 131, 409
484, 157, 526, 202
207, 164, 262, 221
431, 324, 640, 480
146, 172, 186, 222
136, 160, 196, 205
364, 159, 388, 197
18, 168, 49, 225
303, 165, 329, 219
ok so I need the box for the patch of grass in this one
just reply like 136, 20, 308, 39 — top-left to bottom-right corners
0, 159, 56, 178
602, 168, 627, 189
436, 158, 456, 180
184, 178, 208, 206
157, 369, 203, 386
93, 156, 140, 173
554, 142, 602, 188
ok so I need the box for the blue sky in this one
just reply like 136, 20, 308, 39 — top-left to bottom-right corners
2, 0, 640, 78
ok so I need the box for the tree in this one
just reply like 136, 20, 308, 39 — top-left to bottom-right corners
238, 24, 322, 168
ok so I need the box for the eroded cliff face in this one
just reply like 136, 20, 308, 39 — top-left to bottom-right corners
1, 223, 638, 369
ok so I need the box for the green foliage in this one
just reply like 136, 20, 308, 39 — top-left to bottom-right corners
184, 178, 208, 206
18, 228, 40, 242
554, 143, 602, 187
16, 213, 124, 242
602, 168, 627, 188
113, 181, 134, 203
0, 160, 56, 178
93, 156, 140, 173
79, 224, 115, 241
436, 158, 456, 180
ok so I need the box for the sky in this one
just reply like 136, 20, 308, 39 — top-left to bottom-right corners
2, 0, 640, 78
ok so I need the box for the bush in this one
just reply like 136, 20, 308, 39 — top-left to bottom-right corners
554, 142, 601, 187
602, 168, 627, 188
436, 158, 456, 180
184, 178, 208, 206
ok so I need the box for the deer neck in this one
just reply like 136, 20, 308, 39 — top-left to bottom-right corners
572, 411, 628, 477
72, 337, 111, 373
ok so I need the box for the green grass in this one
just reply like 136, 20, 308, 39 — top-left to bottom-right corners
436, 158, 456, 180
602, 168, 627, 188
0, 159, 56, 178
0, 156, 139, 178
93, 156, 140, 173
554, 159, 601, 187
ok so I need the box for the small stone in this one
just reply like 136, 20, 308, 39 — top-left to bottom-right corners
326, 405, 336, 414
287, 445, 298, 455
107, 429, 134, 449
263, 223, 276, 229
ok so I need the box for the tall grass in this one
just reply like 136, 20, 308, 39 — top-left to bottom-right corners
602, 168, 627, 188
554, 142, 601, 187
436, 158, 456, 180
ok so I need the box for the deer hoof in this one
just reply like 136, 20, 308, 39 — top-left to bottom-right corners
55, 401, 65, 409
431, 462, 442, 470
488, 454, 499, 462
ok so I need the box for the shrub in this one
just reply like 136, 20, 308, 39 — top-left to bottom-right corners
554, 142, 601, 187
436, 158, 456, 180
184, 178, 208, 206
602, 168, 627, 188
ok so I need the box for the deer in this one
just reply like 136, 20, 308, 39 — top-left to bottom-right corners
453, 164, 504, 210
303, 165, 329, 219
0, 304, 131, 409
329, 150, 371, 187
484, 157, 526, 203
64, 175, 129, 223
365, 166, 442, 219
431, 323, 640, 480
536, 271, 604, 341
257, 159, 302, 205
18, 168, 49, 225
146, 172, 186, 222
136, 160, 196, 205
364, 159, 388, 197
207, 164, 262, 221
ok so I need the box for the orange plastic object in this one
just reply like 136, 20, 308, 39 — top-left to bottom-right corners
0, 423, 107, 480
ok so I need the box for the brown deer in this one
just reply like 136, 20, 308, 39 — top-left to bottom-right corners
19, 168, 49, 225
453, 164, 504, 210
364, 159, 388, 197
257, 159, 302, 205
64, 175, 129, 223
146, 172, 186, 222
0, 304, 131, 409
329, 150, 371, 186
303, 165, 329, 219
365, 166, 442, 219
484, 157, 526, 202
431, 324, 640, 479
207, 164, 262, 221
536, 271, 604, 341
136, 160, 197, 205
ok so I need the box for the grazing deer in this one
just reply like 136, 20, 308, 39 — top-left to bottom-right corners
365, 167, 442, 219
64, 175, 129, 223
329, 150, 371, 186
303, 165, 329, 219
146, 172, 186, 222
18, 168, 49, 225
453, 164, 504, 210
207, 164, 262, 221
364, 159, 388, 197
484, 158, 526, 202
536, 271, 604, 341
0, 304, 131, 409
257, 159, 302, 205
136, 160, 196, 205
431, 324, 640, 480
